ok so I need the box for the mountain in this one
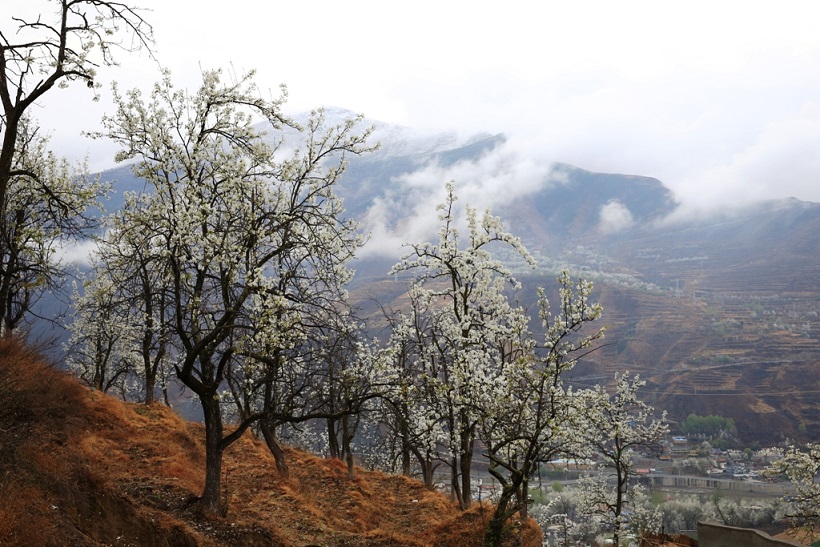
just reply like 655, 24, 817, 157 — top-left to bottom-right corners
80, 109, 820, 446
501, 163, 674, 236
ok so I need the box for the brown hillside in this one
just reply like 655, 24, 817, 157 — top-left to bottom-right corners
0, 340, 540, 546
574, 283, 820, 446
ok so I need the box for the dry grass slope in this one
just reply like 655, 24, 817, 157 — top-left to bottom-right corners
0, 339, 540, 546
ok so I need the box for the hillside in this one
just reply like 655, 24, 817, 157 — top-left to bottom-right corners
0, 340, 540, 546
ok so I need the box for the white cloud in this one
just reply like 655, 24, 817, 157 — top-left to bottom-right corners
358, 135, 560, 256
674, 101, 820, 212
598, 201, 636, 234
55, 239, 97, 267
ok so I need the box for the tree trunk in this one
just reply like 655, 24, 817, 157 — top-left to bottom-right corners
422, 458, 434, 490
460, 453, 473, 509
144, 371, 155, 405
519, 475, 529, 520
614, 461, 626, 546
260, 418, 289, 477
342, 413, 355, 479
327, 417, 340, 458
459, 421, 474, 509
450, 456, 462, 506
93, 357, 104, 391
401, 440, 411, 476
410, 446, 435, 489
200, 395, 225, 516
0, 106, 22, 339
484, 483, 516, 547
485, 459, 526, 547
0, 244, 19, 338
345, 450, 355, 480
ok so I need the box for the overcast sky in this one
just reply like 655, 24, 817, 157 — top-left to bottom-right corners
13, 0, 820, 213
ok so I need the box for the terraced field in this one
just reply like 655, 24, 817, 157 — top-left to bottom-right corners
569, 279, 819, 446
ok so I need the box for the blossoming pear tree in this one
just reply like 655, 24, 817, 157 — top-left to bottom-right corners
389, 182, 536, 510
479, 271, 605, 546
91, 68, 372, 515
0, 116, 108, 334
68, 208, 174, 403
767, 443, 820, 538
376, 292, 454, 489
577, 372, 668, 546
0, 1, 153, 336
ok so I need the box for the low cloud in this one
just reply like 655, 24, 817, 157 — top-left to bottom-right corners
55, 239, 97, 267
393, 51, 820, 221
358, 135, 559, 257
670, 101, 820, 215
361, 70, 820, 254
598, 200, 636, 234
